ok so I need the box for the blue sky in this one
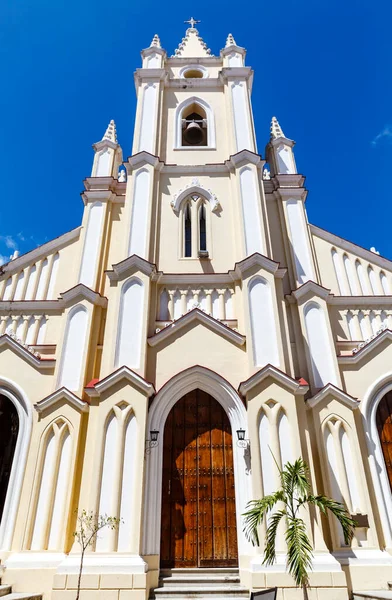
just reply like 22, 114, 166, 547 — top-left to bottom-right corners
0, 0, 391, 264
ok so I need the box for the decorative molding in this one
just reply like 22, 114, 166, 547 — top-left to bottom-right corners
126, 151, 163, 172
60, 284, 107, 308
147, 308, 245, 347
230, 252, 281, 279
85, 365, 155, 399
226, 149, 263, 169
0, 227, 80, 276
307, 383, 358, 409
106, 255, 157, 282
179, 64, 209, 79
0, 300, 62, 314
310, 224, 392, 272
239, 364, 309, 396
331, 295, 392, 307
291, 280, 332, 303
171, 178, 220, 213
34, 387, 89, 413
0, 334, 55, 370
338, 329, 392, 364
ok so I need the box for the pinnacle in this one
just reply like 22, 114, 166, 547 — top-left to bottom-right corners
150, 34, 161, 48
270, 116, 285, 140
102, 119, 118, 143
225, 33, 237, 47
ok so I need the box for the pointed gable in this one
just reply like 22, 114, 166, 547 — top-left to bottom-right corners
173, 27, 213, 58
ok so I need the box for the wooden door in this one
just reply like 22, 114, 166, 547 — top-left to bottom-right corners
377, 391, 392, 491
160, 389, 238, 568
0, 394, 19, 522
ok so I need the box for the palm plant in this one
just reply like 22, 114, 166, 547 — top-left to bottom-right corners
243, 457, 356, 600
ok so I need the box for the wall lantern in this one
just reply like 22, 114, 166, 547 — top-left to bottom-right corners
236, 428, 250, 456
145, 430, 160, 454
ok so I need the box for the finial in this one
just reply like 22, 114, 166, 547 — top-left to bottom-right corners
184, 17, 200, 30
102, 119, 118, 143
270, 116, 285, 140
225, 33, 236, 47
150, 34, 161, 48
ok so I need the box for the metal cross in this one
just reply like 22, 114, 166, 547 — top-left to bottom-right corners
184, 17, 200, 29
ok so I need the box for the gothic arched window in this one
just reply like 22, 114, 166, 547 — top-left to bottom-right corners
199, 203, 207, 252
184, 202, 192, 257
181, 196, 210, 259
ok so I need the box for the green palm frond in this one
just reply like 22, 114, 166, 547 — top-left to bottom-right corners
264, 509, 286, 566
243, 491, 286, 546
307, 495, 356, 545
282, 458, 310, 500
285, 516, 313, 587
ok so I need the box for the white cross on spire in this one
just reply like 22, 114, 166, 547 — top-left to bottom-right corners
184, 17, 200, 29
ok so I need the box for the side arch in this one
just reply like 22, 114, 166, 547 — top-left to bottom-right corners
362, 374, 392, 547
0, 377, 33, 550
142, 366, 252, 556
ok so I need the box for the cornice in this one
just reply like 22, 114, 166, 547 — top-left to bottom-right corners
307, 383, 358, 410
220, 45, 246, 57
220, 66, 253, 81
126, 152, 164, 172
141, 46, 166, 59
85, 365, 155, 398
81, 190, 117, 205
291, 280, 332, 303
148, 308, 245, 347
239, 364, 309, 396
0, 227, 81, 277
268, 135, 295, 148
0, 335, 55, 371
35, 387, 89, 413
226, 149, 263, 169
60, 284, 107, 308
0, 300, 63, 314
134, 68, 167, 83
167, 78, 223, 88
330, 295, 392, 307
166, 56, 223, 65
230, 253, 282, 279
273, 186, 307, 202
92, 139, 119, 152
106, 255, 157, 282
158, 272, 234, 285
338, 329, 392, 364
310, 224, 392, 272
161, 163, 228, 174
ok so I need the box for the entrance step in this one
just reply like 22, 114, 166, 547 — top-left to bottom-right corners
150, 569, 248, 600
353, 593, 392, 600
0, 587, 12, 598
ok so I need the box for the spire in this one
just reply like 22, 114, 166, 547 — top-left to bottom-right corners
102, 119, 118, 144
150, 34, 161, 48
172, 21, 213, 58
270, 116, 285, 140
225, 33, 237, 47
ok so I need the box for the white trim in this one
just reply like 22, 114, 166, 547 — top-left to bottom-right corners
179, 64, 209, 79
0, 377, 33, 550
239, 364, 308, 396
86, 366, 155, 398
142, 366, 253, 556
171, 181, 220, 213
34, 388, 89, 413
307, 384, 358, 409
147, 308, 245, 347
56, 553, 147, 574
338, 329, 392, 364
174, 96, 216, 149
361, 374, 392, 547
0, 335, 55, 371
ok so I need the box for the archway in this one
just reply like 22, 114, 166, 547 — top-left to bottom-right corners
376, 390, 392, 493
0, 395, 19, 522
160, 389, 238, 568
142, 366, 252, 559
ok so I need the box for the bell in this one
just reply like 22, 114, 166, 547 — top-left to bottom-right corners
184, 121, 204, 145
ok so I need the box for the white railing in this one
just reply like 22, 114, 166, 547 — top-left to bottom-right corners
157, 285, 235, 322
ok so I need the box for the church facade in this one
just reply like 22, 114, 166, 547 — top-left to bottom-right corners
1, 24, 392, 600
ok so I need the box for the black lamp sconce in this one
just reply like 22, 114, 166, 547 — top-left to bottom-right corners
146, 430, 159, 454
236, 428, 250, 456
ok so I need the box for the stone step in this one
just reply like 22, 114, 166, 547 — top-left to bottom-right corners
353, 593, 392, 600
0, 595, 42, 600
160, 568, 240, 577
152, 585, 249, 597
0, 587, 12, 598
159, 575, 241, 587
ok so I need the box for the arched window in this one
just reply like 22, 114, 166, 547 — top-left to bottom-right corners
199, 203, 207, 253
184, 202, 192, 257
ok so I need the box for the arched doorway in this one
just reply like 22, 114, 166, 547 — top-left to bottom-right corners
376, 390, 392, 492
0, 394, 19, 522
160, 389, 238, 568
